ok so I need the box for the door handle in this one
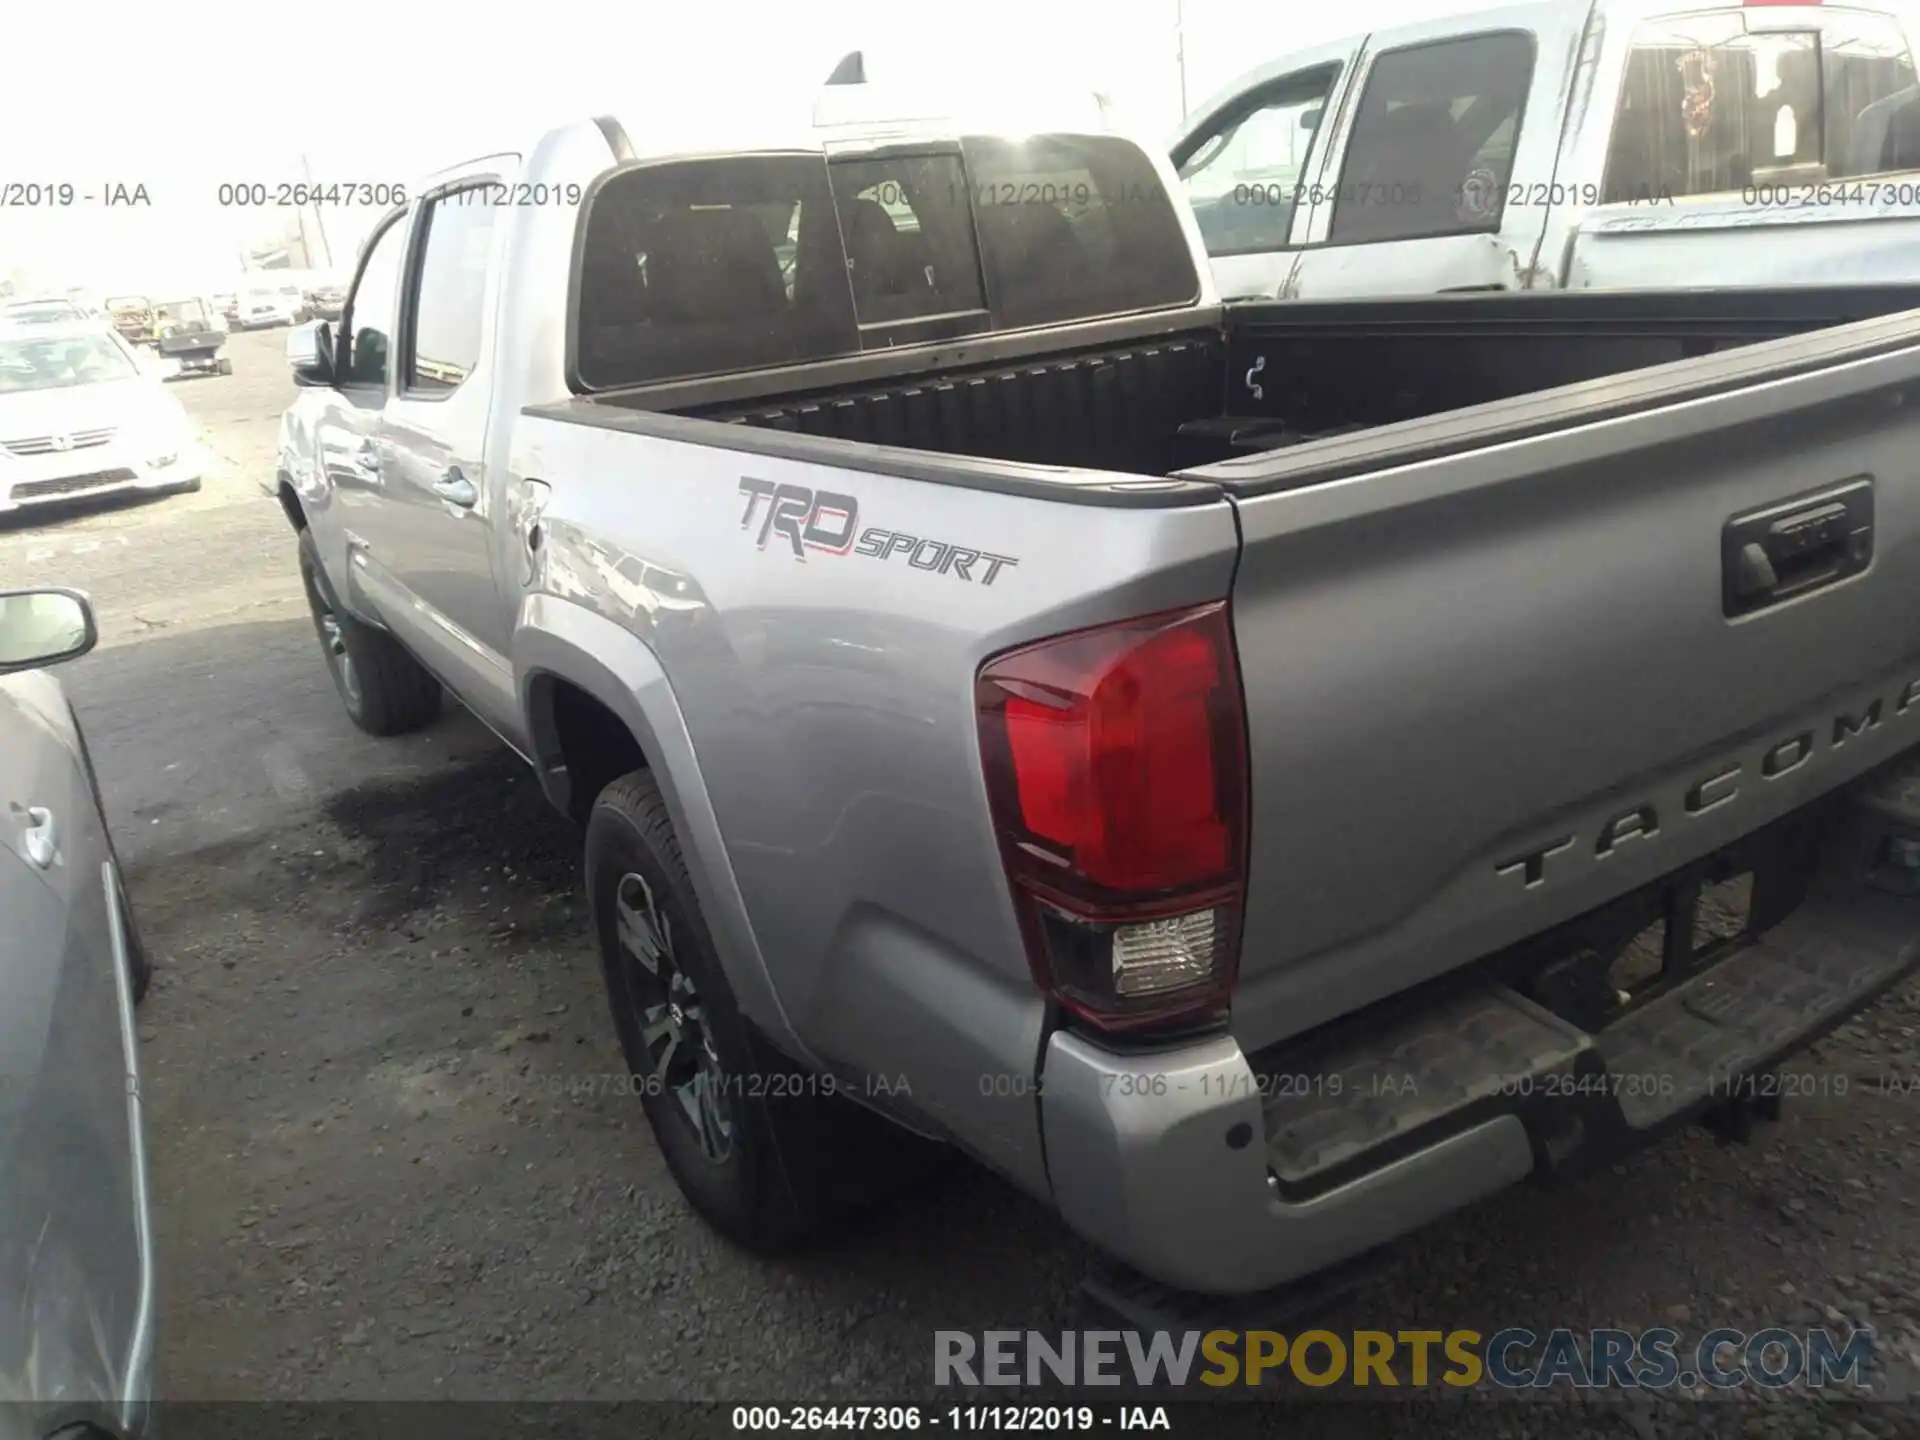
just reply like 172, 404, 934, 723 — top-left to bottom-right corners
20, 806, 56, 869
432, 468, 478, 508
1723, 478, 1874, 619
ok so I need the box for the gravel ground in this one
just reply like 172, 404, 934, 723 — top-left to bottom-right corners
8, 327, 1920, 1433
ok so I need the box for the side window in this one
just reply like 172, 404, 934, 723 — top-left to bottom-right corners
827, 153, 987, 329
1326, 32, 1537, 245
1820, 13, 1918, 178
1603, 13, 1916, 204
1175, 69, 1339, 256
342, 214, 409, 388
407, 186, 501, 393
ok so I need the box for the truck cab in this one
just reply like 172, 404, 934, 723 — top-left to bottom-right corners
1174, 0, 1920, 299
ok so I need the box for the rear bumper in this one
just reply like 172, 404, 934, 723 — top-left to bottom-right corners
1040, 749, 1920, 1297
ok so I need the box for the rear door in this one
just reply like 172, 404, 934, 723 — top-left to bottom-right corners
1205, 304, 1920, 1056
1285, 3, 1588, 296
369, 164, 520, 744
1169, 39, 1364, 300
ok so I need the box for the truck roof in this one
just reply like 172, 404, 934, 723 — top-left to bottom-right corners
428, 80, 1140, 192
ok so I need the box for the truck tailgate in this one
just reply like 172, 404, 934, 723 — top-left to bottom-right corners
1203, 317, 1920, 1053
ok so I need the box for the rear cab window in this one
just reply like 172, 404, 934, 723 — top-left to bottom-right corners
1325, 31, 1538, 245
1603, 8, 1920, 204
570, 133, 1202, 392
962, 134, 1201, 328
829, 150, 987, 340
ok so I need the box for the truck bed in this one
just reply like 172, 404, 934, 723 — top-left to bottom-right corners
563, 285, 1920, 487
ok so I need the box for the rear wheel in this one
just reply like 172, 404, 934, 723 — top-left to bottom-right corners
296, 527, 440, 736
586, 770, 939, 1248
216, 357, 232, 376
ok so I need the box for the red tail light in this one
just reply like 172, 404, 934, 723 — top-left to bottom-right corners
976, 602, 1249, 1034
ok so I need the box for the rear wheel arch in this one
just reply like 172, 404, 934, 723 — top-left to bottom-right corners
275, 472, 306, 531
526, 669, 651, 827
514, 609, 806, 1059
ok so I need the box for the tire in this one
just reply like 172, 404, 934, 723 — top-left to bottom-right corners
296, 526, 441, 736
585, 770, 937, 1249
216, 357, 232, 375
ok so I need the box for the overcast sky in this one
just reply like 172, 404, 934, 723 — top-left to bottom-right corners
0, 0, 1442, 293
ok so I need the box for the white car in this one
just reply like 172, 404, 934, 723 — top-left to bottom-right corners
1, 299, 92, 328
0, 323, 204, 515
232, 286, 305, 329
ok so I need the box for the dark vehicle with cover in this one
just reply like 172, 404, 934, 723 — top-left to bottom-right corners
152, 299, 232, 377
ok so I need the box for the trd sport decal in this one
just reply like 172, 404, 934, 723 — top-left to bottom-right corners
738, 478, 1019, 586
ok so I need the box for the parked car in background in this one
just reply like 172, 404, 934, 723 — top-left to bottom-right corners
0, 322, 204, 515
1173, 0, 1920, 299
302, 280, 346, 321
0, 586, 155, 1439
103, 297, 156, 348
276, 105, 1920, 1300
234, 284, 306, 330
2, 299, 91, 328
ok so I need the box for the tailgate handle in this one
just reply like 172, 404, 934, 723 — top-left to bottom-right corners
1722, 478, 1873, 619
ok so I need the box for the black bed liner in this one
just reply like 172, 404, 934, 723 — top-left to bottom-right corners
530, 285, 1920, 508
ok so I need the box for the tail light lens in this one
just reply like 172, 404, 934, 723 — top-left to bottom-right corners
975, 602, 1249, 1034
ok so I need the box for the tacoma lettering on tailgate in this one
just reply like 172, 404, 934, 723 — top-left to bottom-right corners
1497, 680, 1920, 889
738, 478, 1019, 585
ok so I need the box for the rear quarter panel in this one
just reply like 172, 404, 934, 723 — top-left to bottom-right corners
512, 414, 1240, 1190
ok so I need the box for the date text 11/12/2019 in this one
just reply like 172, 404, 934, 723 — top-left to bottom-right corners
730, 1405, 1173, 1432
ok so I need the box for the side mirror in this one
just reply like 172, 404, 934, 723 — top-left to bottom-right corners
288, 319, 335, 387
0, 588, 97, 676
1301, 108, 1323, 132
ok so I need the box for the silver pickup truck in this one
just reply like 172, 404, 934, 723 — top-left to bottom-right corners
276, 107, 1920, 1301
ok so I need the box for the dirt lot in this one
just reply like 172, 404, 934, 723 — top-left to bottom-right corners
7, 327, 1920, 1433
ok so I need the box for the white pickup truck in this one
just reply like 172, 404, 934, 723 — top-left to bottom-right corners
274, 98, 1920, 1303
1175, 0, 1920, 299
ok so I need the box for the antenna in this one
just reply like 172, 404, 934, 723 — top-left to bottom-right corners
825, 50, 866, 86
1175, 0, 1188, 118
